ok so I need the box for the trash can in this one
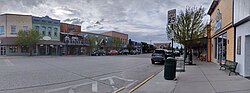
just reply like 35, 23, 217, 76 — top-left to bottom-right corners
164, 57, 177, 80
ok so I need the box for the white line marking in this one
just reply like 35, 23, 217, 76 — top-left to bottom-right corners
4, 59, 14, 66
92, 81, 98, 92
125, 80, 138, 88
47, 82, 92, 93
108, 78, 118, 90
68, 88, 74, 93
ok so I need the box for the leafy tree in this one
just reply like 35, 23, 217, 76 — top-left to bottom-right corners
112, 37, 122, 50
15, 29, 40, 56
166, 6, 206, 64
88, 35, 98, 54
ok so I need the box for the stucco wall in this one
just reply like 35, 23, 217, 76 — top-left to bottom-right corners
210, 0, 233, 37
6, 15, 32, 37
234, 0, 250, 24
0, 14, 32, 37
236, 21, 250, 76
0, 15, 6, 37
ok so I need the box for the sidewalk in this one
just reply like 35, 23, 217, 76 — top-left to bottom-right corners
134, 58, 250, 93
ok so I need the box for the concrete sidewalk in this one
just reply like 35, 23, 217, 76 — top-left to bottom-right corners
134, 59, 250, 93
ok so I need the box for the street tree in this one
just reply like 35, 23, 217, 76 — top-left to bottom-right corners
15, 29, 40, 56
112, 37, 122, 50
166, 6, 206, 64
88, 35, 98, 54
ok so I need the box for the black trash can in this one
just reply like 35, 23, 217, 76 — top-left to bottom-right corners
164, 57, 177, 80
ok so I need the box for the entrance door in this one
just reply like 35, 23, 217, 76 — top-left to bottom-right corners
0, 46, 6, 55
245, 36, 250, 76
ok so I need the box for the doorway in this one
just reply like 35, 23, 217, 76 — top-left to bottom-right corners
245, 35, 250, 76
0, 46, 6, 55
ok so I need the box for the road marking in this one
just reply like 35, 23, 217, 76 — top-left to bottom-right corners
46, 76, 136, 93
128, 75, 156, 93
108, 78, 118, 90
112, 87, 125, 93
125, 80, 138, 88
4, 59, 14, 66
68, 88, 74, 93
92, 81, 98, 92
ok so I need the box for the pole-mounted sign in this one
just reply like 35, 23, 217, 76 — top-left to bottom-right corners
168, 9, 176, 25
167, 9, 176, 57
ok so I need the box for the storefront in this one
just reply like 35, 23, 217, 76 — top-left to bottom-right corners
36, 40, 64, 56
207, 0, 235, 64
234, 0, 250, 77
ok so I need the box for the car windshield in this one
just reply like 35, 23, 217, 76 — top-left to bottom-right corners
154, 50, 165, 54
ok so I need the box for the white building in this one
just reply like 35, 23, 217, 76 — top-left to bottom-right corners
234, 0, 250, 77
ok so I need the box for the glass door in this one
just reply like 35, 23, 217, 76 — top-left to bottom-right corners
0, 46, 6, 55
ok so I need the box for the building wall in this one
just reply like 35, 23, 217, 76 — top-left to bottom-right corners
60, 23, 81, 33
210, 0, 233, 37
236, 21, 250, 76
234, 0, 250, 77
209, 0, 234, 63
0, 14, 32, 37
101, 31, 128, 47
234, 0, 250, 24
32, 16, 60, 41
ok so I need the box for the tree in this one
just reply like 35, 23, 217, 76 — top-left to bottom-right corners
15, 29, 40, 56
88, 35, 98, 54
166, 6, 206, 64
112, 37, 122, 50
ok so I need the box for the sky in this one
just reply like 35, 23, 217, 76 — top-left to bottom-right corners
0, 0, 211, 44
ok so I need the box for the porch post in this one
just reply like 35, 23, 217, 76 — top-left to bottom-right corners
56, 45, 58, 56
45, 45, 48, 56
36, 44, 39, 56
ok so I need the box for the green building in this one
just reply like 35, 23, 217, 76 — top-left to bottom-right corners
32, 16, 64, 56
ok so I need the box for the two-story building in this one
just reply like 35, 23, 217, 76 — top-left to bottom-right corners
101, 31, 128, 48
207, 0, 235, 64
60, 23, 89, 55
32, 16, 64, 56
0, 14, 32, 56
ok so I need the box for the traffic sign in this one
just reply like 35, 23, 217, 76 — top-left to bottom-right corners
168, 9, 176, 25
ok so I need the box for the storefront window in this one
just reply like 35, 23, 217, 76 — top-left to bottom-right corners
214, 33, 227, 62
214, 38, 217, 59
21, 46, 29, 53
9, 46, 18, 53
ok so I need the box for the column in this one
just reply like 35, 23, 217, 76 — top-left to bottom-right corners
45, 45, 48, 56
56, 45, 58, 56
36, 44, 39, 56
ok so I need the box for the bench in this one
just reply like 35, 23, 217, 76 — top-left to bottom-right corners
219, 60, 238, 76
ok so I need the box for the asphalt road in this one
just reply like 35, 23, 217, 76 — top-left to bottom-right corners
0, 54, 163, 93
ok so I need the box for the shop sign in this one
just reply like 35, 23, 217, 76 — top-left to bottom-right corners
214, 9, 222, 32
43, 36, 51, 40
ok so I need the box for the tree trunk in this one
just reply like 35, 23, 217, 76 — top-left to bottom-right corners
29, 46, 33, 56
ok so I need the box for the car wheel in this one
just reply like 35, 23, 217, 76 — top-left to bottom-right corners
151, 61, 155, 64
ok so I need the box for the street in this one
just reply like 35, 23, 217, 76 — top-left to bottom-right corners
0, 54, 163, 93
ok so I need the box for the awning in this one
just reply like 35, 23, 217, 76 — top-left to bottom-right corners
0, 37, 17, 45
37, 40, 65, 45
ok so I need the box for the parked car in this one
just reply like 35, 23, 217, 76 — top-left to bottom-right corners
91, 50, 106, 56
151, 49, 172, 64
106, 50, 119, 55
120, 49, 129, 55
174, 50, 181, 57
130, 50, 137, 55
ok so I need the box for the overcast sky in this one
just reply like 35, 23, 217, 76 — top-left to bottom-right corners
0, 0, 211, 44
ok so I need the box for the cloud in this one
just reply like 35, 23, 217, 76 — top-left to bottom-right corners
0, 0, 211, 43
